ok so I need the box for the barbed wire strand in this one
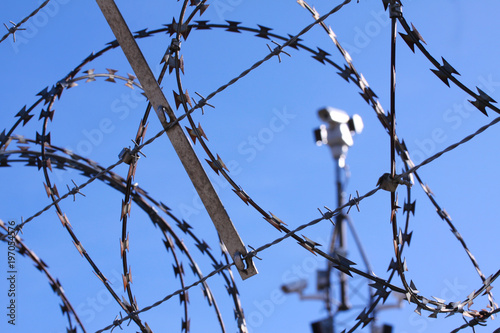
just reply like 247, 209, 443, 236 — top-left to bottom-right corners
0, 0, 51, 44
399, 116, 500, 178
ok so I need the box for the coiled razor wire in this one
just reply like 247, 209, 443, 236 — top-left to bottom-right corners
0, 0, 499, 332
1, 138, 246, 332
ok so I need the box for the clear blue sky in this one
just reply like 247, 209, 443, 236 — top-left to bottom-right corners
1, 1, 500, 332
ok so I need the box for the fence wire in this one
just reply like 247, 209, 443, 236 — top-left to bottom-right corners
0, 1, 498, 332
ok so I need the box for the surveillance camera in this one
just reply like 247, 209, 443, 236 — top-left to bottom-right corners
318, 107, 350, 124
347, 114, 364, 134
281, 279, 308, 294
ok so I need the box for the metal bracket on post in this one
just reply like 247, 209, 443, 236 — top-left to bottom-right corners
95, 0, 257, 279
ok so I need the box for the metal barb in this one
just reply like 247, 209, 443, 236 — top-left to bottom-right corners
318, 207, 335, 224
3, 21, 26, 42
346, 190, 361, 213
247, 245, 262, 260
194, 92, 215, 114
110, 313, 124, 332
266, 40, 291, 63
66, 180, 86, 201
131, 140, 147, 158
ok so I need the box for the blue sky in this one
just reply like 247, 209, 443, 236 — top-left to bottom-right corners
1, 1, 500, 332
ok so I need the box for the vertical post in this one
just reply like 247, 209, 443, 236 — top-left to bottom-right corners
389, 1, 400, 246
388, 5, 400, 332
390, 1, 399, 181
325, 160, 350, 323
335, 162, 350, 312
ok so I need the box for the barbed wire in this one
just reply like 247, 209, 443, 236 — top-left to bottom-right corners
94, 184, 384, 333
450, 307, 500, 333
1, 1, 499, 332
79, 91, 500, 331
0, 0, 51, 44
296, 2, 498, 330
93, 134, 500, 330
398, 116, 500, 178
1, 139, 248, 332
397, 0, 499, 116
0, 4, 361, 243
2, 2, 364, 328
0, 219, 84, 333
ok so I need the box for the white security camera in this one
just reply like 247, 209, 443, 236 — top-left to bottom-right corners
315, 107, 363, 167
318, 107, 351, 124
